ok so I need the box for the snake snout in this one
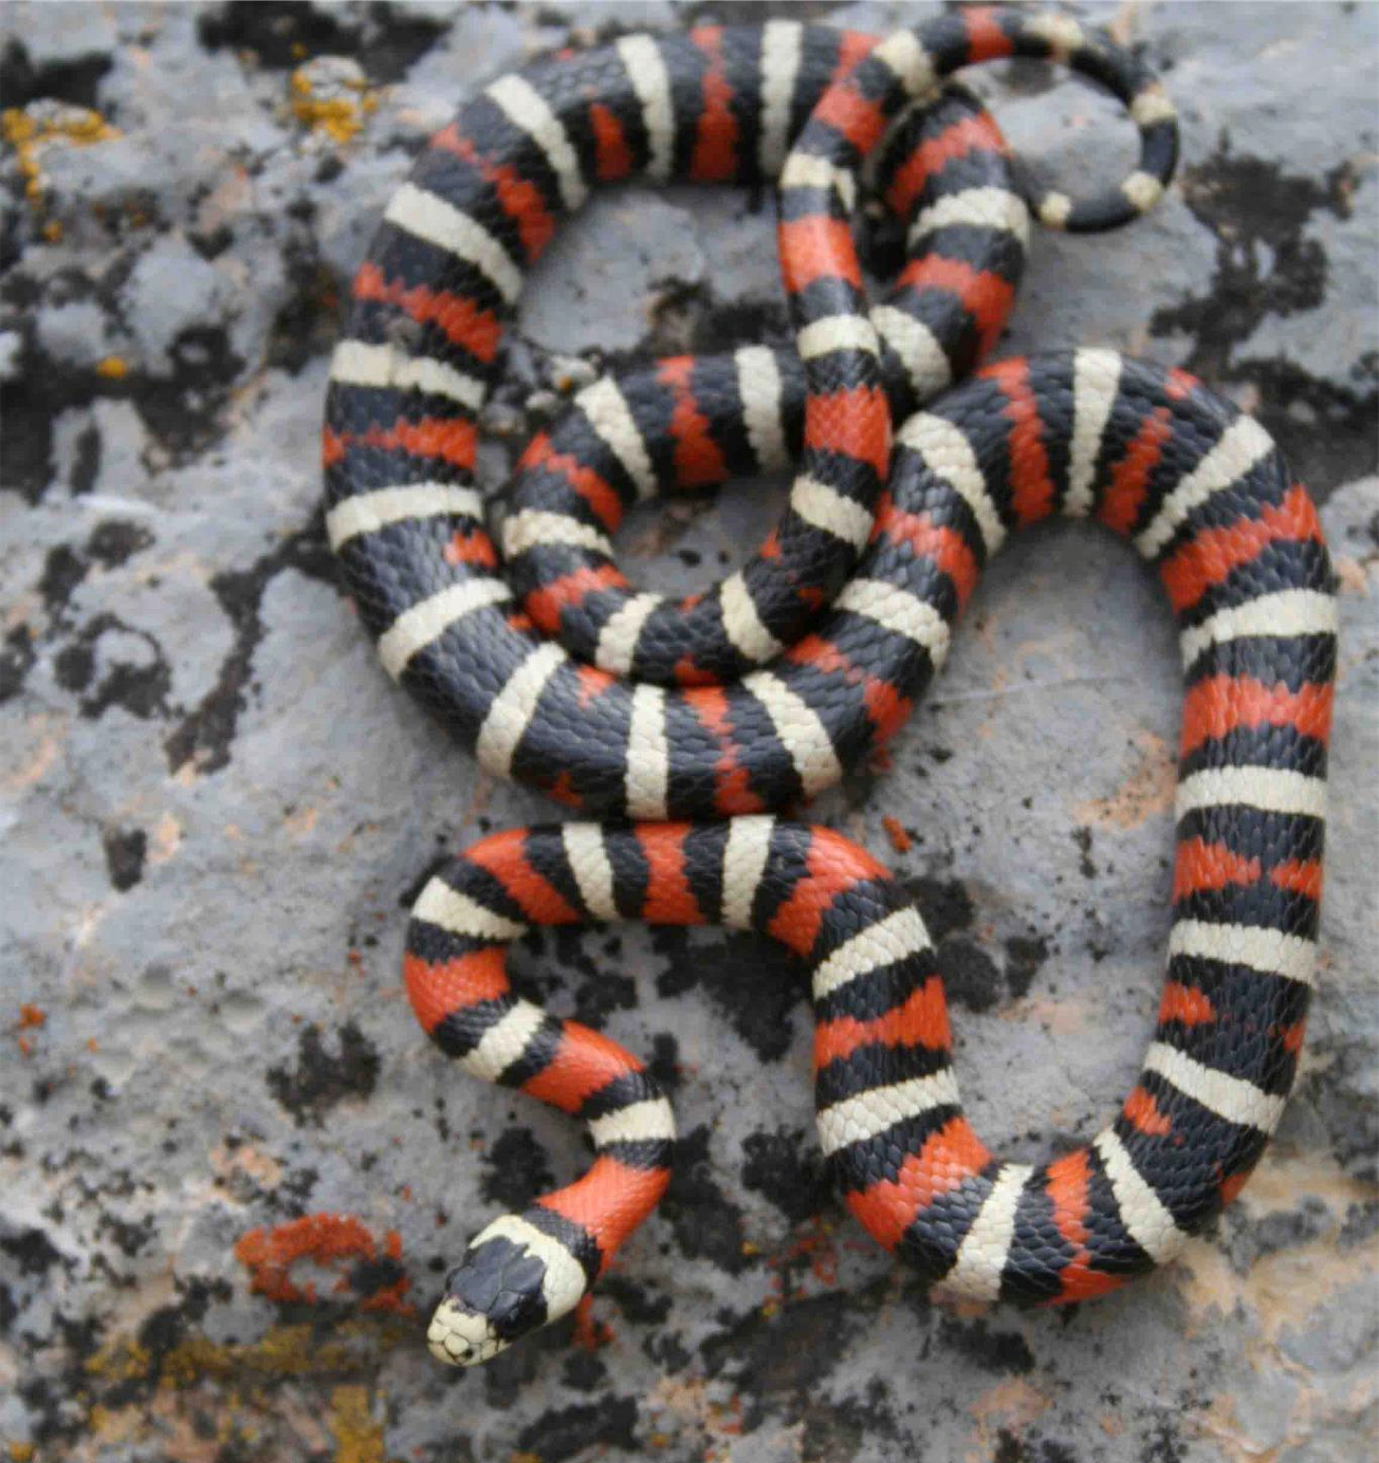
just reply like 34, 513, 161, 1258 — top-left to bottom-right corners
426, 1299, 508, 1367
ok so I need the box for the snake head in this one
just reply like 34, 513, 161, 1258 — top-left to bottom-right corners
427, 1229, 548, 1367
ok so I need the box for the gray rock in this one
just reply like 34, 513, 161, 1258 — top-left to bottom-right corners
3, 0, 118, 68
123, 232, 240, 369
0, 4, 1375, 1462
520, 192, 707, 354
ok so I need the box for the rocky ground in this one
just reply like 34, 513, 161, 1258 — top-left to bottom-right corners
1, 3, 1376, 1461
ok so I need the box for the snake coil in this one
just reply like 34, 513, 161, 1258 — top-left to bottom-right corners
319, 10, 1337, 1366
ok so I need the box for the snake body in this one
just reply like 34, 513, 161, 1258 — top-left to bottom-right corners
319, 10, 1338, 1365
407, 350, 1339, 1363
323, 10, 1176, 818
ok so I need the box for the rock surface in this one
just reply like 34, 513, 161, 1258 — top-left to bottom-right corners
1, 3, 1376, 1461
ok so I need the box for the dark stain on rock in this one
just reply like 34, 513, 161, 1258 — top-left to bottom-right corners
481, 1319, 558, 1410
799, 1382, 902, 1463
134, 324, 244, 458
1340, 1198, 1379, 1249
70, 421, 101, 495
164, 511, 339, 775
86, 519, 153, 567
1149, 143, 1376, 492
995, 1435, 1025, 1463
1141, 1421, 1189, 1463
267, 240, 340, 373
513, 1395, 639, 1462
740, 1125, 829, 1225
702, 1288, 871, 1422
57, 613, 172, 720
102, 826, 147, 891
97, 1211, 156, 1259
1072, 826, 1097, 879
5, 293, 250, 491
480, 1127, 555, 1214
643, 276, 710, 356
0, 624, 35, 703
267, 1020, 380, 1125
38, 543, 89, 617
937, 936, 1002, 1013
1223, 1194, 1332, 1276
0, 369, 56, 502
198, 1, 445, 82
904, 874, 975, 942
521, 926, 638, 1030
936, 1313, 1035, 1373
0, 35, 111, 110
347, 2, 452, 82
1005, 933, 1049, 1000
560, 1347, 608, 1393
691, 294, 791, 356
645, 1031, 682, 1097
661, 1124, 750, 1274
1154, 147, 1351, 347
599, 1273, 673, 1326
347, 1248, 408, 1303
198, 1, 363, 69
652, 927, 803, 1063
0, 1224, 63, 1276
1306, 1040, 1379, 1184
132, 1276, 229, 1393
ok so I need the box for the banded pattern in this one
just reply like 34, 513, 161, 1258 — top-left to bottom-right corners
324, 12, 1179, 748
320, 7, 1337, 1365
333, 347, 1326, 824
406, 353, 1335, 1356
405, 824, 676, 1365
505, 85, 1029, 684
412, 764, 1330, 1360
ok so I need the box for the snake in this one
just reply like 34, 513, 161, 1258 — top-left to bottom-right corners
318, 10, 1338, 1365
322, 8, 1179, 815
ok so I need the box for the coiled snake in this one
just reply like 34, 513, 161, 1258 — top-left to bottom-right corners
320, 10, 1337, 1365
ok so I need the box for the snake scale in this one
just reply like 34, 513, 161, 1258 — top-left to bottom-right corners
320, 9, 1338, 1366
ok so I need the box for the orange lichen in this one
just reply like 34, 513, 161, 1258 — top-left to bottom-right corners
234, 1213, 413, 1315
17, 1004, 45, 1029
761, 1216, 840, 1316
882, 815, 913, 853
96, 355, 129, 380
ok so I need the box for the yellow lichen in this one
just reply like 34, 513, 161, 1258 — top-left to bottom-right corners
84, 1336, 152, 1384
2, 102, 119, 228
289, 61, 377, 143
96, 355, 129, 380
330, 1386, 388, 1463
86, 1316, 410, 1395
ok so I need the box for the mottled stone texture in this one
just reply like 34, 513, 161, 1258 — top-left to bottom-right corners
1, 3, 1376, 1460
